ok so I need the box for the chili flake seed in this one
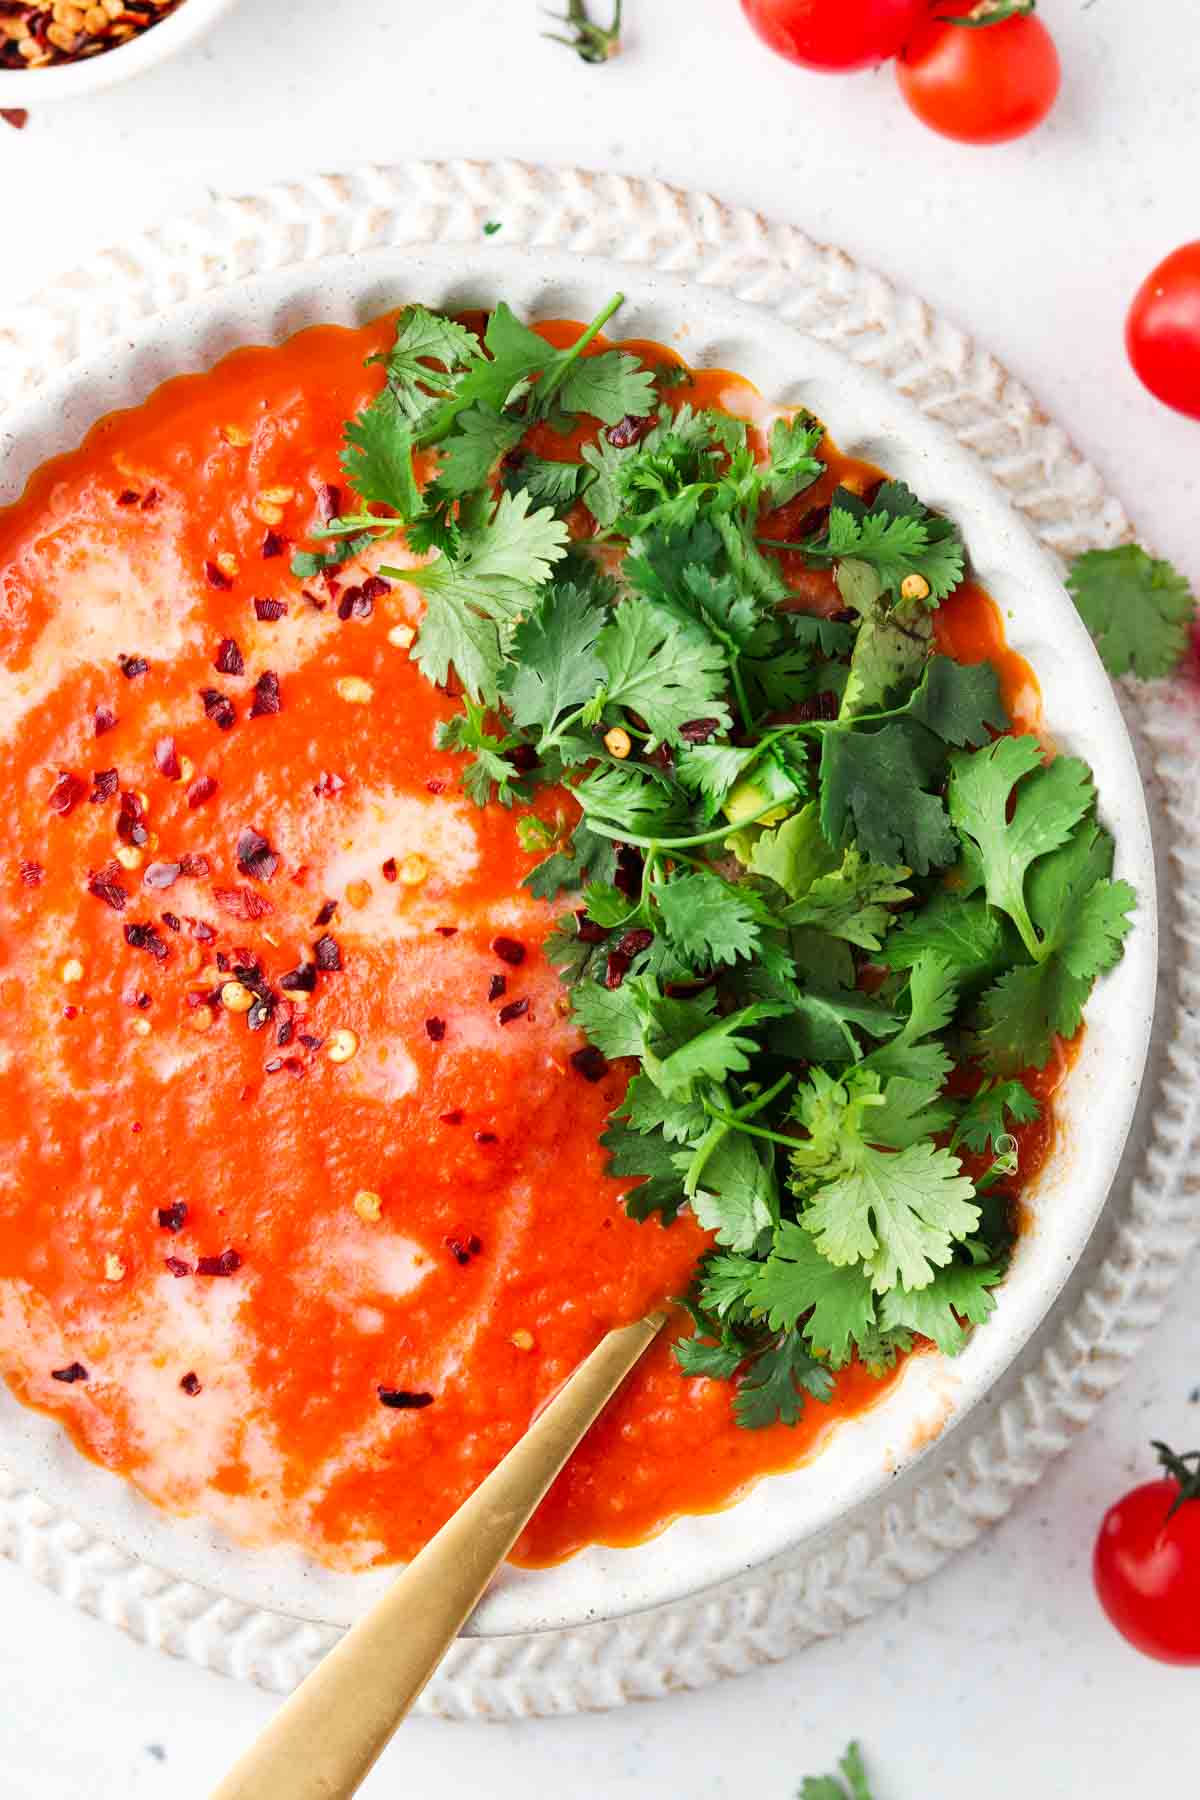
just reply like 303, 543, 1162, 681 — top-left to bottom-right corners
154, 736, 182, 780
387, 624, 416, 650
326, 1028, 358, 1064
345, 879, 372, 910
377, 1388, 433, 1410
221, 423, 252, 447
143, 861, 181, 890
220, 981, 255, 1014
189, 1005, 216, 1032
60, 958, 85, 984
180, 1371, 202, 1396
197, 1249, 242, 1278
510, 1329, 535, 1352
115, 844, 144, 871
398, 854, 428, 886
252, 498, 285, 526
165, 1257, 191, 1278
215, 551, 239, 580
52, 1362, 88, 1383
130, 1017, 152, 1037
603, 726, 632, 760
900, 572, 932, 602
353, 1189, 383, 1223
178, 755, 195, 782
335, 675, 373, 705
104, 1253, 126, 1282
492, 935, 526, 967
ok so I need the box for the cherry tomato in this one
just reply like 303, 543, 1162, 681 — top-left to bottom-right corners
740, 0, 921, 73
1126, 242, 1200, 421
896, 10, 1061, 145
1093, 1444, 1200, 1665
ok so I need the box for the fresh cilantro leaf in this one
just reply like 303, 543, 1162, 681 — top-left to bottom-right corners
1067, 544, 1196, 680
574, 760, 694, 837
976, 821, 1135, 1072
879, 888, 1006, 976
743, 802, 839, 898
803, 1137, 978, 1293
570, 978, 646, 1059
625, 544, 763, 654
954, 1078, 1040, 1154
761, 414, 826, 508
805, 485, 965, 601
522, 818, 617, 899
677, 742, 761, 818
592, 597, 733, 743
652, 867, 768, 967
599, 1119, 688, 1224
698, 1251, 762, 1321
433, 404, 525, 497
340, 398, 422, 520
452, 300, 654, 428
799, 1741, 875, 1800
393, 489, 569, 701
734, 1330, 834, 1429
878, 1255, 1004, 1355
754, 1223, 878, 1367
375, 304, 481, 425
765, 984, 899, 1063
690, 1132, 779, 1252
948, 737, 1094, 959
899, 654, 1008, 747
620, 1073, 708, 1144
838, 592, 933, 719
500, 582, 606, 735
781, 850, 912, 951
558, 349, 657, 426
435, 701, 530, 808
290, 530, 376, 580
819, 722, 957, 875
674, 1328, 746, 1381
642, 999, 785, 1103
505, 454, 589, 511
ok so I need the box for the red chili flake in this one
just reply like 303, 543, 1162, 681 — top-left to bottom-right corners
361, 574, 391, 601
618, 927, 654, 957
63, 1005, 78, 1020
613, 846, 643, 898
162, 912, 182, 933
213, 885, 274, 921
141, 488, 160, 512
498, 998, 530, 1025
250, 670, 281, 717
152, 736, 181, 780
94, 705, 118, 737
313, 771, 345, 798
89, 769, 119, 804
313, 934, 342, 971
678, 717, 721, 744
179, 852, 210, 878
119, 655, 150, 680
143, 861, 182, 891
213, 638, 244, 677
280, 964, 317, 993
124, 921, 169, 962
157, 1202, 188, 1233
313, 899, 337, 927
302, 590, 327, 612
426, 779, 447, 795
377, 858, 398, 887
260, 532, 286, 560
487, 974, 507, 1002
491, 936, 526, 967
298, 1033, 322, 1050
117, 489, 140, 507
440, 1110, 464, 1126
187, 774, 218, 808
276, 1018, 295, 1047
135, 992, 152, 1010
49, 772, 83, 816
506, 743, 539, 773
199, 688, 237, 731
377, 1388, 433, 1410
164, 1257, 191, 1278
51, 1362, 88, 1384
236, 827, 279, 882
445, 1233, 482, 1266
570, 1045, 610, 1082
317, 483, 341, 521
253, 596, 288, 620
19, 860, 44, 887
606, 413, 654, 448
247, 993, 276, 1032
1, 109, 29, 131
473, 1130, 498, 1145
575, 910, 609, 944
605, 949, 632, 989
196, 1249, 242, 1278
425, 1017, 446, 1041
116, 791, 148, 846
180, 1372, 202, 1396
434, 925, 457, 937
337, 585, 368, 621
87, 864, 128, 911
216, 952, 231, 972
204, 560, 233, 590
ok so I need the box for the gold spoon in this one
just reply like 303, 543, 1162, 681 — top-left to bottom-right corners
211, 1310, 667, 1800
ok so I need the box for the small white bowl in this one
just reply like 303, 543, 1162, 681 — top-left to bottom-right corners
0, 0, 239, 104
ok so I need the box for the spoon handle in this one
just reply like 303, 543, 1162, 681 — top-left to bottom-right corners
211, 1310, 666, 1800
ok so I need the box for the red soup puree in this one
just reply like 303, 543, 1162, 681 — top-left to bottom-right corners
0, 318, 1059, 1569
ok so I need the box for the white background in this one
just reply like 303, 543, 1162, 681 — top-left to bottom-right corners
1, 2, 1198, 1793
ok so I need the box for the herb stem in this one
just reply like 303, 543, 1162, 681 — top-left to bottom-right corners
537, 293, 626, 410
700, 1101, 801, 1151
582, 800, 785, 851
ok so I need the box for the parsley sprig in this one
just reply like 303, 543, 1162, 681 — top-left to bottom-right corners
308, 294, 1138, 1428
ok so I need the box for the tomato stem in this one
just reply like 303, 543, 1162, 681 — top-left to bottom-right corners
1153, 1440, 1200, 1521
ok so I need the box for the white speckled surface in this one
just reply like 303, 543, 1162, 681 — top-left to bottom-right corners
0, 1, 1197, 1793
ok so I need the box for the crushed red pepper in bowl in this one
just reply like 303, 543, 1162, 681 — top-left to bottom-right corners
0, 1, 184, 70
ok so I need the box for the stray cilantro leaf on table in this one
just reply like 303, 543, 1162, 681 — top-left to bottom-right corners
1067, 544, 1196, 680
799, 1741, 876, 1800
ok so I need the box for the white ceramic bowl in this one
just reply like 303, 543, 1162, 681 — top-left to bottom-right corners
0, 242, 1157, 1643
0, 0, 239, 104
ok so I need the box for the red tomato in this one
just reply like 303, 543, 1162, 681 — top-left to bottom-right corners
740, 0, 921, 73
1126, 242, 1200, 421
896, 11, 1061, 145
1093, 1445, 1200, 1665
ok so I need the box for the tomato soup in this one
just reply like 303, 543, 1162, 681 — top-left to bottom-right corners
0, 319, 1056, 1570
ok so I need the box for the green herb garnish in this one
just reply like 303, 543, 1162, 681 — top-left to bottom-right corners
1067, 543, 1195, 680
307, 294, 1137, 1429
